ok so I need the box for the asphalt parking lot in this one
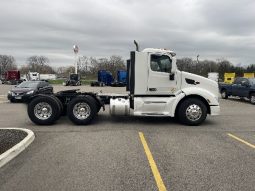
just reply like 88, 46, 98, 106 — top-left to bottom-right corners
0, 85, 254, 191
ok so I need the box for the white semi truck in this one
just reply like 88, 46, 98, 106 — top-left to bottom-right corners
26, 42, 220, 126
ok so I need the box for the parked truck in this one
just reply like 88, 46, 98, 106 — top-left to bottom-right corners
25, 42, 220, 126
40, 74, 57, 81
28, 72, 40, 81
63, 73, 81, 86
219, 77, 255, 104
111, 70, 127, 87
90, 70, 114, 86
2, 70, 22, 85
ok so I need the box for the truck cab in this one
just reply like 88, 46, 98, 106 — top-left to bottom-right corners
125, 48, 220, 125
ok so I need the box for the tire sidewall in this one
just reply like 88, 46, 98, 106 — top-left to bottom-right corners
67, 96, 97, 125
178, 98, 207, 126
49, 95, 63, 120
221, 90, 228, 99
27, 95, 60, 125
250, 94, 255, 105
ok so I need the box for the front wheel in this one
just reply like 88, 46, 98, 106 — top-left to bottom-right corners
177, 98, 207, 126
250, 93, 255, 105
221, 90, 228, 99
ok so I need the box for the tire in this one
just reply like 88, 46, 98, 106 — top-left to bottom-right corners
67, 95, 97, 125
250, 93, 255, 105
27, 95, 61, 125
10, 99, 16, 103
221, 90, 228, 99
49, 95, 63, 120
177, 98, 207, 126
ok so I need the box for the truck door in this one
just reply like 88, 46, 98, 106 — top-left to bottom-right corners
232, 78, 249, 97
239, 78, 250, 97
147, 54, 178, 95
231, 78, 242, 96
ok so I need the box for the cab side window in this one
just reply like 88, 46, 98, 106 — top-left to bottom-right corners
150, 55, 172, 73
234, 78, 242, 85
240, 78, 249, 85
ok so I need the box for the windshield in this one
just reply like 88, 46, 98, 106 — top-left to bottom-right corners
70, 74, 78, 80
249, 78, 255, 85
17, 81, 39, 88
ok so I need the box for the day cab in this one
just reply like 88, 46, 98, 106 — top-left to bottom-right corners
26, 44, 220, 126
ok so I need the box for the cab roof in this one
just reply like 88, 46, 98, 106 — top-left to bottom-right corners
142, 48, 176, 57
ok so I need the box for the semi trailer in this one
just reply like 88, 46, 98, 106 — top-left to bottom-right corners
26, 42, 220, 126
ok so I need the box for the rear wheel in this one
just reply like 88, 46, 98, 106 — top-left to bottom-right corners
49, 95, 63, 119
221, 90, 228, 99
27, 95, 61, 125
250, 93, 255, 105
67, 96, 97, 125
177, 98, 207, 126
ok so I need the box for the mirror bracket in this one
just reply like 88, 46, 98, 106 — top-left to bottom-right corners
170, 73, 175, 81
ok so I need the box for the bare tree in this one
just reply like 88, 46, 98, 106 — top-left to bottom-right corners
0, 55, 17, 76
55, 66, 74, 78
77, 56, 90, 73
26, 56, 55, 73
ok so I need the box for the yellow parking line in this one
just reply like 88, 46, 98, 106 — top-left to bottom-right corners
227, 133, 255, 149
139, 132, 167, 191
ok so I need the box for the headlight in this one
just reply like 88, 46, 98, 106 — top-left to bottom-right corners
26, 90, 34, 95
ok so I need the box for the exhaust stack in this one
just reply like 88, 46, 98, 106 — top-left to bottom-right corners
134, 40, 139, 51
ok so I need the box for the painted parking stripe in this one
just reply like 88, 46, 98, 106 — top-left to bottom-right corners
0, 101, 9, 104
139, 132, 167, 191
228, 133, 255, 149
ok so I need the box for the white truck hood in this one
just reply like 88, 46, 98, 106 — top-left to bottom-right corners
181, 71, 219, 98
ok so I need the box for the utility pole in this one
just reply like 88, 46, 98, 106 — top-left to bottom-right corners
73, 45, 79, 74
196, 54, 199, 64
196, 54, 199, 74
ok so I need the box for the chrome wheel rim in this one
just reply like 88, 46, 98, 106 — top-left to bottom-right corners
222, 91, 226, 98
73, 102, 91, 120
186, 104, 202, 121
34, 102, 52, 120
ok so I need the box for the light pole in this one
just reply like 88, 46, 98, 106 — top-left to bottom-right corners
73, 45, 79, 74
196, 54, 199, 74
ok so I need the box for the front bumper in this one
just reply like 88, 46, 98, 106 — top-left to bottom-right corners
7, 94, 31, 102
210, 105, 220, 116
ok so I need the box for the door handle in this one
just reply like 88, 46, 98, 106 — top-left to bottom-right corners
149, 88, 157, 91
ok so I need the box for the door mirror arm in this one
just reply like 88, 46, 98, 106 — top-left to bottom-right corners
169, 73, 175, 81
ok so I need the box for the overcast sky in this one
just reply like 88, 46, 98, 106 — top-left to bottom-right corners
0, 0, 255, 67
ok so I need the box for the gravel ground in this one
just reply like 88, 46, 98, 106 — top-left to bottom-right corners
0, 129, 27, 154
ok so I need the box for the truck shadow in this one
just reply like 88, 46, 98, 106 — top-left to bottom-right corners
91, 114, 217, 127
